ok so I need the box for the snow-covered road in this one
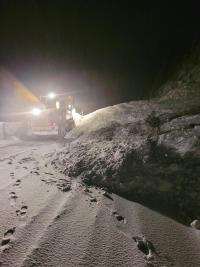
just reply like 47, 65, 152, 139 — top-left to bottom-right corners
0, 140, 143, 267
0, 140, 200, 267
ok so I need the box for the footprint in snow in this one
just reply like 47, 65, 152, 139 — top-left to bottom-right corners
44, 172, 53, 176
133, 236, 158, 259
1, 227, 15, 251
84, 187, 92, 193
133, 236, 175, 266
41, 178, 56, 185
90, 197, 97, 203
9, 192, 18, 206
16, 205, 28, 227
18, 157, 33, 164
14, 179, 21, 186
34, 171, 40, 175
112, 211, 127, 224
23, 166, 28, 170
56, 179, 71, 192
16, 205, 28, 217
10, 172, 15, 178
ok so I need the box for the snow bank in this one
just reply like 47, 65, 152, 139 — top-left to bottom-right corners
54, 47, 200, 223
73, 101, 157, 132
54, 98, 200, 224
0, 122, 21, 140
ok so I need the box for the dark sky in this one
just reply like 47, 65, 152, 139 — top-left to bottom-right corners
0, 0, 200, 110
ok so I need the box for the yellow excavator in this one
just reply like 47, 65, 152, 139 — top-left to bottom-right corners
14, 81, 75, 137
0, 68, 76, 137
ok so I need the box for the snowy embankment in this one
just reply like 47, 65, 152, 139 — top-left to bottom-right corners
0, 122, 21, 147
56, 86, 200, 224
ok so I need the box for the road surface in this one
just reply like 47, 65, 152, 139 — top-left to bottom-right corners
0, 139, 200, 267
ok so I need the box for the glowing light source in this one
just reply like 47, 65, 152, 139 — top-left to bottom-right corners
48, 92, 56, 99
72, 108, 76, 117
56, 101, 60, 110
72, 108, 83, 126
31, 108, 41, 116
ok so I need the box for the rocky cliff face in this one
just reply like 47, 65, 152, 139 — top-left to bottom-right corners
55, 48, 200, 224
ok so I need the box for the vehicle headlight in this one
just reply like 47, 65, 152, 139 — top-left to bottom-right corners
31, 108, 42, 116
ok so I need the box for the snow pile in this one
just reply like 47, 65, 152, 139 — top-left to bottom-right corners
0, 122, 21, 140
57, 100, 157, 181
55, 47, 200, 223
55, 98, 200, 223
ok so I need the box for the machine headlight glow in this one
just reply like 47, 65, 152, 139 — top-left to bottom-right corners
56, 101, 60, 110
48, 92, 56, 99
31, 108, 42, 116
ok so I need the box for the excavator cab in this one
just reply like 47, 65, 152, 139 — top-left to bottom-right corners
57, 96, 75, 137
30, 95, 76, 137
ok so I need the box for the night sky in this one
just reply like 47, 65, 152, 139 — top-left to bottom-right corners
0, 0, 200, 110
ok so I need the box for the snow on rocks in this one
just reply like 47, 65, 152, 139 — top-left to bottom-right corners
54, 98, 200, 223
158, 114, 200, 155
190, 219, 200, 230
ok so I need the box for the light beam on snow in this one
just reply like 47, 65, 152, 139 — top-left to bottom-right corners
72, 108, 83, 126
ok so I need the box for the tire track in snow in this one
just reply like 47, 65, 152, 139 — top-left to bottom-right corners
0, 188, 72, 267
20, 188, 101, 267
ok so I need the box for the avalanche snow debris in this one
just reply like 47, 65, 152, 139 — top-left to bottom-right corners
54, 82, 200, 223
190, 219, 200, 230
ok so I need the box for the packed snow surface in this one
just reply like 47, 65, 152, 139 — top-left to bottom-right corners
0, 139, 200, 266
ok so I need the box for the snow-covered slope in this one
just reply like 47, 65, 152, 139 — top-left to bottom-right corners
55, 51, 200, 224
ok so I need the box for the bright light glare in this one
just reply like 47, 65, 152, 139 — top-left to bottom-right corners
48, 92, 55, 99
72, 108, 83, 126
56, 101, 60, 110
31, 108, 41, 116
72, 108, 76, 117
